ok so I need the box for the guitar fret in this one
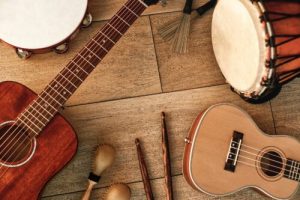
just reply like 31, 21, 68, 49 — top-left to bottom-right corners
43, 91, 62, 107
18, 0, 148, 135
22, 111, 46, 127
28, 105, 49, 121
116, 14, 130, 26
17, 117, 39, 135
100, 31, 116, 44
84, 46, 102, 60
107, 23, 123, 36
70, 60, 90, 75
59, 72, 78, 89
64, 67, 84, 82
77, 54, 96, 68
123, 4, 139, 17
47, 85, 68, 101
92, 39, 109, 53
52, 79, 73, 95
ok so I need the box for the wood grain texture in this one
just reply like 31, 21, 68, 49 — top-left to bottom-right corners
0, 16, 161, 106
88, 0, 207, 21
39, 84, 274, 198
271, 78, 300, 139
0, 81, 77, 200
150, 11, 225, 92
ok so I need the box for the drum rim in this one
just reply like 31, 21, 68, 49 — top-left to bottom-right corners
0, 0, 88, 51
212, 0, 278, 98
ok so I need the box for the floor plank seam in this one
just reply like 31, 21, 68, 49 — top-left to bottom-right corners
66, 83, 228, 108
148, 15, 163, 93
269, 101, 278, 135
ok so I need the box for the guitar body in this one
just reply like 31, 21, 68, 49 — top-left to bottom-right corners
183, 103, 300, 199
0, 81, 77, 200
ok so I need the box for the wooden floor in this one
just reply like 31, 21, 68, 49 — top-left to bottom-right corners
0, 0, 300, 199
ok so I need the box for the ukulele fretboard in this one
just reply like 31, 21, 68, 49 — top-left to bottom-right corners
284, 159, 300, 182
16, 0, 148, 136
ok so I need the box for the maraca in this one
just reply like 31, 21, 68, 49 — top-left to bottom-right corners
104, 183, 131, 200
81, 144, 116, 200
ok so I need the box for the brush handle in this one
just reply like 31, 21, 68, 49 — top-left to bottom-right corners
161, 112, 174, 200
196, 0, 217, 15
81, 180, 97, 200
183, 0, 194, 14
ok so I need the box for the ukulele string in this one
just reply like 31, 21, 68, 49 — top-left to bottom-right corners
227, 157, 300, 180
0, 0, 143, 177
232, 140, 288, 162
0, 0, 142, 167
229, 145, 290, 170
227, 146, 300, 176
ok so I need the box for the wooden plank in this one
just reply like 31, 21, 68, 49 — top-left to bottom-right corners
271, 79, 300, 138
42, 175, 279, 200
0, 16, 161, 106
40, 85, 274, 197
150, 11, 225, 92
89, 0, 206, 21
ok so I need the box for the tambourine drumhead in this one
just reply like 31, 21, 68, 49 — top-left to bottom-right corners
212, 0, 268, 93
0, 0, 87, 50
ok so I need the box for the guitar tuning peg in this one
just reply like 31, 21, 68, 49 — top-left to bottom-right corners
160, 0, 167, 7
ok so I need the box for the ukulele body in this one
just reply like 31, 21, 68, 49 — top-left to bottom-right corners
183, 103, 300, 199
0, 81, 77, 199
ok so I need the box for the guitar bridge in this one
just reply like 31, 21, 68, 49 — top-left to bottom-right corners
224, 131, 244, 172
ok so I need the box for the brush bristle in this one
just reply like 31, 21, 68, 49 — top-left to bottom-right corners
93, 144, 116, 176
104, 183, 131, 200
172, 13, 191, 54
158, 17, 181, 41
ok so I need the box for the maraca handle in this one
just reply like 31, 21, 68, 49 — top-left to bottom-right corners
81, 180, 97, 200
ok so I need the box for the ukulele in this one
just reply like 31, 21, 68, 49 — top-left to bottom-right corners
0, 0, 158, 199
183, 103, 300, 199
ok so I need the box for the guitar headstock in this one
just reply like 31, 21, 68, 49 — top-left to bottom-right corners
143, 0, 160, 6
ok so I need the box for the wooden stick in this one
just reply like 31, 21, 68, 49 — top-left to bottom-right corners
161, 112, 174, 200
135, 138, 154, 200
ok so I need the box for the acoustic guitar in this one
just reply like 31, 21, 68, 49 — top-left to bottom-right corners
183, 103, 300, 199
0, 0, 158, 199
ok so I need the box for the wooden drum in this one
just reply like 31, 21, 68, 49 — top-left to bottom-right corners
212, 0, 300, 103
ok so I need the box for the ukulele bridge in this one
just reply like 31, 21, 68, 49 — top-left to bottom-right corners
224, 131, 244, 172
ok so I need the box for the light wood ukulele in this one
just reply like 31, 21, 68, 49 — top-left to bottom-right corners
0, 0, 158, 199
183, 103, 300, 200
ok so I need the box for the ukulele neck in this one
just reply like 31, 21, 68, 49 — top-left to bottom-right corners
16, 0, 150, 136
284, 159, 300, 182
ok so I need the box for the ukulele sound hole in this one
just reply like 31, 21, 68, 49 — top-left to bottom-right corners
260, 151, 283, 177
0, 122, 33, 164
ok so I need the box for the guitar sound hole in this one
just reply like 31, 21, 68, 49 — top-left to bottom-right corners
260, 151, 283, 177
0, 123, 33, 163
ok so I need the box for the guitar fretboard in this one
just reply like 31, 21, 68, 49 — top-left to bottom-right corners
284, 159, 300, 182
17, 0, 148, 136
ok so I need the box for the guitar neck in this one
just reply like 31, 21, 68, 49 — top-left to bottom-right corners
17, 0, 150, 136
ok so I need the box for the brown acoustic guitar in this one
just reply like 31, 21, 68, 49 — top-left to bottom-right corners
183, 103, 300, 200
0, 0, 158, 199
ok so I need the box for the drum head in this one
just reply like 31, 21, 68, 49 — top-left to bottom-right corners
0, 0, 87, 50
212, 0, 267, 93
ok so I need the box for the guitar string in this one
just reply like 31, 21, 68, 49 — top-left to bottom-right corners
0, 0, 143, 166
229, 145, 294, 170
225, 146, 300, 178
232, 140, 289, 161
0, 0, 143, 151
0, 0, 144, 177
227, 157, 300, 181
